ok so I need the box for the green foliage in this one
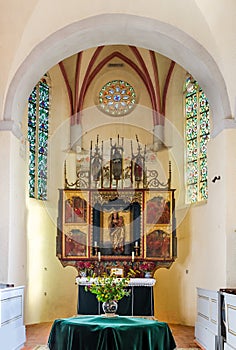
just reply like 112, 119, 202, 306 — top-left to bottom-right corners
85, 270, 135, 303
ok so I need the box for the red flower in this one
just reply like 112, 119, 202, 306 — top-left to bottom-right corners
84, 262, 93, 269
139, 262, 155, 272
76, 261, 85, 269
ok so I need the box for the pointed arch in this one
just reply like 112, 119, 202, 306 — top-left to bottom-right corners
2, 14, 231, 137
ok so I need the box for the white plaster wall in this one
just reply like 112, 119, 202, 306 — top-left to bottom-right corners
0, 133, 11, 282
0, 132, 27, 284
224, 129, 236, 286
8, 134, 28, 285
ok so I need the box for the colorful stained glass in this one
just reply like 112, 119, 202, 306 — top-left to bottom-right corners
185, 95, 198, 118
199, 134, 209, 159
200, 158, 208, 181
187, 161, 198, 185
184, 76, 199, 94
199, 90, 209, 113
186, 117, 198, 140
199, 181, 208, 200
200, 111, 210, 136
38, 132, 48, 153
28, 128, 36, 152
39, 83, 49, 109
28, 87, 37, 104
27, 77, 49, 200
185, 76, 210, 204
29, 153, 35, 175
186, 138, 198, 162
29, 175, 35, 198
187, 184, 198, 203
38, 177, 47, 200
98, 80, 136, 116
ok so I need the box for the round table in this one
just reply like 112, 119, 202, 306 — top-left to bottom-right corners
48, 315, 176, 350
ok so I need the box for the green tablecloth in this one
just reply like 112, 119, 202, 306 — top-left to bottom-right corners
48, 315, 176, 350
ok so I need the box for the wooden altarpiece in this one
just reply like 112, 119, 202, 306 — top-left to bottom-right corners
56, 136, 177, 276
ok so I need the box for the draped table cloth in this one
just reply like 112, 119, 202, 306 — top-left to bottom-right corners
48, 315, 176, 350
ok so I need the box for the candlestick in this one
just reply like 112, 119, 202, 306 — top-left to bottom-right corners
94, 241, 97, 247
98, 251, 101, 262
132, 251, 134, 262
94, 246, 98, 256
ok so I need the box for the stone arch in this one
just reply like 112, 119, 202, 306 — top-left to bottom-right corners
3, 13, 231, 137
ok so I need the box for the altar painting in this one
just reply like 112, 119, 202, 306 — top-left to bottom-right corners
64, 191, 88, 224
64, 227, 88, 258
145, 229, 171, 258
146, 192, 171, 225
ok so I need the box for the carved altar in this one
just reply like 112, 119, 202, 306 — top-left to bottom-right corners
56, 135, 177, 275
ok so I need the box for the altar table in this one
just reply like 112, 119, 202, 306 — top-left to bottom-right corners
76, 277, 156, 316
48, 315, 176, 350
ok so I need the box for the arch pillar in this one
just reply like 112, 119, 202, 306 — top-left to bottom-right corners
0, 130, 27, 284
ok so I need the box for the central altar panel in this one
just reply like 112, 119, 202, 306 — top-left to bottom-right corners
92, 190, 142, 257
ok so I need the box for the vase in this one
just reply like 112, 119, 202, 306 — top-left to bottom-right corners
144, 271, 151, 278
102, 300, 118, 317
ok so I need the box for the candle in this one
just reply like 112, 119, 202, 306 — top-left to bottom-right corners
135, 241, 138, 247
98, 252, 101, 262
132, 251, 134, 262
94, 241, 97, 247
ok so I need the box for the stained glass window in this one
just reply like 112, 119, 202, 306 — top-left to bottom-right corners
98, 80, 136, 116
184, 76, 210, 203
28, 76, 50, 200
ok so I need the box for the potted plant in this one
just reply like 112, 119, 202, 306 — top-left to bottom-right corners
139, 262, 156, 278
76, 261, 94, 277
85, 271, 135, 316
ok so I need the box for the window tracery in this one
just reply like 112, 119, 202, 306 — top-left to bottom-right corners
98, 80, 136, 116
27, 75, 50, 200
184, 76, 210, 203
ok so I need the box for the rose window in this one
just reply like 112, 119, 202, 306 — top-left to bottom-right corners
98, 80, 136, 116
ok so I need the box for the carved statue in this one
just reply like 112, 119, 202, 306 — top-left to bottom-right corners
111, 146, 123, 180
108, 212, 125, 255
110, 135, 124, 184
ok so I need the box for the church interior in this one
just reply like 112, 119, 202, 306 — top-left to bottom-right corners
1, 1, 236, 349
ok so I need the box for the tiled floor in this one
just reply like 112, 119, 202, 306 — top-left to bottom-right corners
22, 321, 200, 349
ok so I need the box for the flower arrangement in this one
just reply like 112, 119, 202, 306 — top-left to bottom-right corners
76, 261, 94, 277
139, 262, 156, 273
85, 270, 135, 303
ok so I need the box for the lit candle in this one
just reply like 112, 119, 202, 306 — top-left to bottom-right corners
135, 241, 138, 247
94, 241, 97, 247
98, 252, 101, 262
132, 251, 134, 262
